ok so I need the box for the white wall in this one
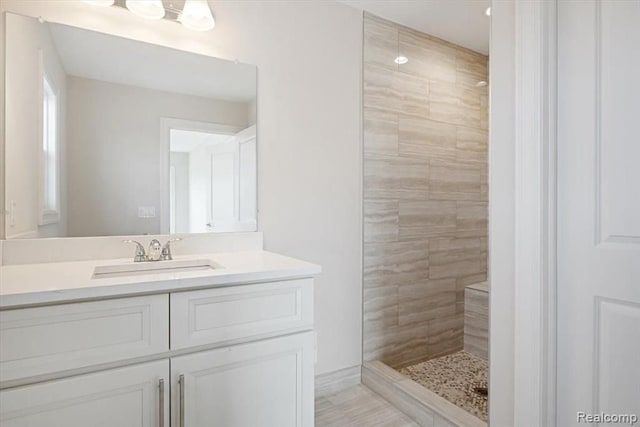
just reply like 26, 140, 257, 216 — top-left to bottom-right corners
5, 13, 67, 239
0, 1, 363, 375
65, 76, 249, 237
170, 152, 189, 233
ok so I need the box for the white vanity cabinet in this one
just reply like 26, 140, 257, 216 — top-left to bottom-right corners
0, 360, 170, 427
0, 277, 315, 427
171, 332, 314, 427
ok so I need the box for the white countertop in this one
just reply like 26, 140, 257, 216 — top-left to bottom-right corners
0, 251, 321, 309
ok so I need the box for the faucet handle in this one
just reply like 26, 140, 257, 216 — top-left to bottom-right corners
161, 238, 182, 261
123, 239, 147, 262
147, 239, 162, 261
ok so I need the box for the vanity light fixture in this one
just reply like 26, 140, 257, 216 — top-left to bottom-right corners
125, 0, 165, 20
83, 0, 216, 31
180, 0, 216, 31
485, 7, 491, 16
83, 0, 115, 6
394, 55, 409, 65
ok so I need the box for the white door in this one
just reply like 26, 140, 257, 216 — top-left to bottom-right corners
0, 360, 169, 427
207, 137, 238, 232
557, 0, 640, 425
171, 332, 314, 427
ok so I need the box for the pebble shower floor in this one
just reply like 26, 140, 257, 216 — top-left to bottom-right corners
399, 351, 488, 421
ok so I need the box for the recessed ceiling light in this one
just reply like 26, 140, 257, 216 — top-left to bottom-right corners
394, 56, 408, 65
476, 81, 488, 87
485, 7, 491, 16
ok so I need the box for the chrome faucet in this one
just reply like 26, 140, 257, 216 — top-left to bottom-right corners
123, 238, 182, 262
161, 238, 182, 260
147, 239, 162, 261
122, 239, 147, 262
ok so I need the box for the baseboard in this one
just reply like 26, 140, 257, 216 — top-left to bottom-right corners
314, 364, 361, 398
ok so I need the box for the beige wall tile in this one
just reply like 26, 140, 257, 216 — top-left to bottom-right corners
456, 126, 488, 163
398, 278, 457, 326
398, 29, 457, 83
364, 154, 429, 200
399, 115, 457, 160
427, 312, 464, 358
364, 200, 399, 243
364, 239, 430, 288
362, 14, 488, 366
480, 94, 488, 130
395, 72, 430, 118
364, 13, 399, 71
455, 49, 488, 92
364, 107, 398, 156
399, 200, 457, 239
364, 65, 402, 112
464, 287, 489, 359
456, 272, 488, 310
364, 285, 399, 329
429, 81, 482, 128
455, 201, 488, 238
429, 160, 482, 201
429, 237, 483, 280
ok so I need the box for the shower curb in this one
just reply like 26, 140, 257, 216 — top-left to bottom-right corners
362, 360, 487, 427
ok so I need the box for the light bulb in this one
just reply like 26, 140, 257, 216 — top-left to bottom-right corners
83, 0, 115, 6
126, 0, 165, 20
485, 7, 491, 16
180, 0, 215, 31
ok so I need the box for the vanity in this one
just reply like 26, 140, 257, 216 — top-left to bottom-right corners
0, 233, 320, 426
0, 6, 320, 427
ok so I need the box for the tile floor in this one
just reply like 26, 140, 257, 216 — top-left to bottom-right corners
315, 385, 419, 427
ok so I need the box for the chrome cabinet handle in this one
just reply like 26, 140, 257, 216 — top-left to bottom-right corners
158, 379, 165, 427
178, 374, 185, 427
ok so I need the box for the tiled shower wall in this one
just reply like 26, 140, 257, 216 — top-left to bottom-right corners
363, 14, 488, 368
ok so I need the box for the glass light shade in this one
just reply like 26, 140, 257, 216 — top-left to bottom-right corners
83, 0, 115, 6
125, 0, 165, 20
180, 0, 215, 31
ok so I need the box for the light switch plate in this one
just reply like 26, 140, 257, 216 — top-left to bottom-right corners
137, 206, 156, 218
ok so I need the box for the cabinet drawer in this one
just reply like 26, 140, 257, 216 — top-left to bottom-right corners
0, 294, 169, 383
0, 360, 169, 427
170, 279, 313, 350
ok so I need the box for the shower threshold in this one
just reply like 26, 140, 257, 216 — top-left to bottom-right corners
362, 357, 487, 427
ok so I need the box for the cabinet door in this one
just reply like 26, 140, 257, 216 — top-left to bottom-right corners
171, 332, 314, 427
0, 360, 169, 427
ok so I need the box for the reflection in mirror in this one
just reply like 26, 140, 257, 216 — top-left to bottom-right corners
4, 13, 257, 239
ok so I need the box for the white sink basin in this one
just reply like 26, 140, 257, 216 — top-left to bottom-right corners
92, 258, 217, 279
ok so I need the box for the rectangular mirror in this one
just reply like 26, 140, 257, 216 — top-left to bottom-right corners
4, 13, 257, 239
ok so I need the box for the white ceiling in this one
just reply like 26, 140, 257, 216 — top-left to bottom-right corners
338, 0, 490, 54
48, 22, 257, 102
